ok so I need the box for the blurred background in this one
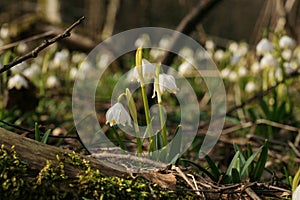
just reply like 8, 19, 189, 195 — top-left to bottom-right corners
1, 0, 299, 49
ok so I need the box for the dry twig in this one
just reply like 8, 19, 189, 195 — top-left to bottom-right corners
0, 16, 85, 74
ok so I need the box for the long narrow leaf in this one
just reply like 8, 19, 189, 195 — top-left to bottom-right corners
205, 155, 221, 180
41, 129, 51, 144
34, 122, 41, 142
247, 143, 254, 173
232, 168, 241, 183
251, 140, 268, 181
169, 125, 182, 163
226, 151, 240, 176
241, 146, 263, 178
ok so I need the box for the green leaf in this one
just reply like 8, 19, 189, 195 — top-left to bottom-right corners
205, 155, 221, 181
241, 146, 263, 178
226, 151, 240, 176
41, 129, 51, 144
111, 126, 126, 150
259, 99, 269, 118
169, 125, 182, 163
247, 143, 254, 173
34, 122, 41, 142
251, 140, 268, 181
232, 168, 241, 183
233, 144, 246, 164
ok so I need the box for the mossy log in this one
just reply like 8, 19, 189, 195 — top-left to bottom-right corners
0, 127, 176, 189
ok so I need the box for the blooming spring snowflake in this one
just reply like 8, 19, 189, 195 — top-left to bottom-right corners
106, 102, 132, 127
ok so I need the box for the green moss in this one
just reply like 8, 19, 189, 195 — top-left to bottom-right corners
0, 144, 196, 200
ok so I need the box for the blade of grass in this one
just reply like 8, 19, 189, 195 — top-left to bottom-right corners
241, 146, 263, 178
226, 151, 240, 176
251, 139, 268, 181
34, 122, 41, 142
205, 155, 221, 181
41, 129, 51, 144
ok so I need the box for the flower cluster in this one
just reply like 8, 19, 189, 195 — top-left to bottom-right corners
106, 48, 178, 128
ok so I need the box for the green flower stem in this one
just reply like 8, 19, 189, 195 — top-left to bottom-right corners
158, 102, 167, 146
125, 89, 142, 154
154, 63, 167, 146
141, 85, 154, 150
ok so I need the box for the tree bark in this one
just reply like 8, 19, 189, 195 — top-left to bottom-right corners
0, 127, 176, 189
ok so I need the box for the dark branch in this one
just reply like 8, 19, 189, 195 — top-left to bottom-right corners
0, 16, 85, 74
160, 0, 222, 65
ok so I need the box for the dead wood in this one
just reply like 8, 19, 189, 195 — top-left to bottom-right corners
0, 127, 176, 189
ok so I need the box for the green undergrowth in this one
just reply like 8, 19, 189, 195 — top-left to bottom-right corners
0, 144, 195, 200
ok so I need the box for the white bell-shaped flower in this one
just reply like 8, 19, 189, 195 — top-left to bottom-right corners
293, 184, 300, 200
106, 102, 132, 127
154, 73, 179, 94
256, 38, 273, 55
129, 59, 156, 82
8, 74, 28, 90
279, 35, 295, 49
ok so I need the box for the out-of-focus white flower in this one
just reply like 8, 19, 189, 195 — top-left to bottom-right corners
283, 62, 297, 74
69, 67, 78, 80
179, 47, 194, 60
129, 59, 156, 82
135, 34, 151, 48
0, 23, 9, 40
97, 54, 111, 69
79, 60, 94, 72
279, 35, 296, 49
46, 76, 60, 88
154, 73, 179, 94
251, 62, 262, 74
16, 42, 28, 54
256, 38, 273, 55
275, 67, 283, 81
281, 49, 293, 60
245, 81, 256, 93
293, 184, 300, 200
221, 68, 231, 78
238, 66, 248, 77
8, 74, 28, 89
260, 54, 279, 69
205, 40, 215, 51
178, 61, 195, 76
53, 49, 69, 68
11, 62, 27, 74
71, 52, 86, 64
228, 71, 238, 82
159, 35, 172, 49
236, 43, 248, 57
214, 49, 225, 61
106, 102, 132, 127
230, 55, 240, 65
229, 42, 239, 54
149, 48, 164, 60
23, 63, 41, 79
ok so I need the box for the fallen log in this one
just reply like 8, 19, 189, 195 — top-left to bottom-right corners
0, 127, 176, 189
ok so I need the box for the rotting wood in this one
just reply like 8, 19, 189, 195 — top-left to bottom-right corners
0, 127, 176, 189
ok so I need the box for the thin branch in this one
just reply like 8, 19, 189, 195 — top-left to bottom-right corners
0, 16, 85, 74
0, 31, 54, 52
